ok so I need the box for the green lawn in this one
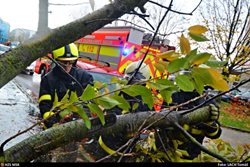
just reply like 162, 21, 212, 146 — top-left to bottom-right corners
219, 101, 250, 132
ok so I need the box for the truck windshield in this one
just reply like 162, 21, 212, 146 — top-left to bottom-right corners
0, 44, 10, 52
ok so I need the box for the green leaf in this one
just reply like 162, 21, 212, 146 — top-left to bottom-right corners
160, 89, 173, 104
60, 90, 70, 103
96, 96, 120, 109
148, 82, 171, 91
189, 32, 209, 42
192, 67, 212, 85
192, 67, 229, 91
122, 85, 140, 97
94, 80, 105, 89
59, 108, 72, 118
53, 91, 59, 108
167, 58, 187, 73
186, 48, 198, 58
148, 79, 175, 91
132, 103, 139, 111
205, 60, 227, 68
75, 105, 91, 129
156, 79, 176, 88
190, 52, 211, 66
87, 103, 105, 125
122, 85, 153, 109
122, 85, 154, 109
114, 78, 128, 85
112, 95, 130, 111
175, 75, 194, 92
69, 91, 78, 103
193, 76, 204, 95
110, 76, 119, 83
184, 48, 198, 69
80, 84, 96, 101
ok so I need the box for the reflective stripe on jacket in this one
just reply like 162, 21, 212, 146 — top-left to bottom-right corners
39, 66, 94, 117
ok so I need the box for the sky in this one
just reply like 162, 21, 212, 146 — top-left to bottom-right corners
0, 0, 201, 32
0, 0, 110, 31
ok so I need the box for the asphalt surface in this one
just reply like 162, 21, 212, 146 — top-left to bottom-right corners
0, 80, 41, 150
220, 127, 250, 148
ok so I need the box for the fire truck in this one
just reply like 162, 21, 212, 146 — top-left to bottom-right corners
34, 26, 175, 77
75, 26, 175, 78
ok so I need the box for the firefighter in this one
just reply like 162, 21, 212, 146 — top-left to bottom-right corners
122, 64, 222, 160
108, 60, 151, 115
38, 43, 94, 129
169, 87, 221, 160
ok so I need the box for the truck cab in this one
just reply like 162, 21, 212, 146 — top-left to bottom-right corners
75, 26, 175, 79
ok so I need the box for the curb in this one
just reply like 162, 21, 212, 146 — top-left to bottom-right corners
221, 125, 250, 134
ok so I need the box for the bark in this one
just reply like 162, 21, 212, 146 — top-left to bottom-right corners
0, 0, 149, 89
37, 0, 49, 35
3, 106, 212, 162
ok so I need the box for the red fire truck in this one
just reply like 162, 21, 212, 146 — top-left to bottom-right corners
34, 26, 175, 77
75, 26, 175, 78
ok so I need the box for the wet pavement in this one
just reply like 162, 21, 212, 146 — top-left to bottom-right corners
0, 80, 41, 150
220, 127, 250, 148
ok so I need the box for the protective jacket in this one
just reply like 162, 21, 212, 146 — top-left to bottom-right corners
39, 66, 94, 119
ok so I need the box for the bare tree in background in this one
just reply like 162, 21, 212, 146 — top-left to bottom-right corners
200, 0, 250, 77
37, 0, 49, 35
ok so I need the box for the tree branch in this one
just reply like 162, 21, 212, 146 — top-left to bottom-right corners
3, 106, 213, 162
173, 122, 229, 162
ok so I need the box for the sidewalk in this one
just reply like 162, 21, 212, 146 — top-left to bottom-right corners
0, 80, 40, 150
220, 126, 250, 148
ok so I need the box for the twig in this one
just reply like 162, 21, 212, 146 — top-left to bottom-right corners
148, 0, 202, 15
129, 10, 154, 30
179, 78, 250, 115
173, 122, 230, 162
117, 112, 156, 162
127, 0, 174, 85
155, 129, 171, 160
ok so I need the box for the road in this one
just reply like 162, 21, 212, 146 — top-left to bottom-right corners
14, 73, 40, 100
220, 127, 250, 148
13, 73, 250, 149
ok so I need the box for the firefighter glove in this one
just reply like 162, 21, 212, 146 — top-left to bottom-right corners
209, 104, 219, 121
43, 111, 60, 128
196, 121, 222, 139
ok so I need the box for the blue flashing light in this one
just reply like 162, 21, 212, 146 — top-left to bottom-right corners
122, 48, 130, 56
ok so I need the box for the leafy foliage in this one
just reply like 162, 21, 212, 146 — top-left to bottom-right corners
43, 25, 232, 162
194, 139, 250, 162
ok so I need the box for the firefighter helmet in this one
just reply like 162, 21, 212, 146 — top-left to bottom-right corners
124, 61, 151, 81
52, 43, 79, 61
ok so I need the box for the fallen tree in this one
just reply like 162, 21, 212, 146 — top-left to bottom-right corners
0, 0, 149, 88
1, 0, 248, 163
4, 105, 222, 162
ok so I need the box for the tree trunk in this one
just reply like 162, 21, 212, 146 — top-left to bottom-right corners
0, 0, 149, 89
37, 0, 49, 35
3, 106, 212, 162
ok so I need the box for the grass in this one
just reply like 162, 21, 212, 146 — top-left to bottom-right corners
219, 101, 250, 132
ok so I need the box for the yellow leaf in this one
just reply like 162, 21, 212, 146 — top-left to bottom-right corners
179, 34, 191, 54
188, 25, 208, 35
154, 62, 165, 72
158, 50, 179, 61
98, 136, 122, 156
207, 68, 229, 91
157, 50, 174, 58
154, 60, 168, 72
